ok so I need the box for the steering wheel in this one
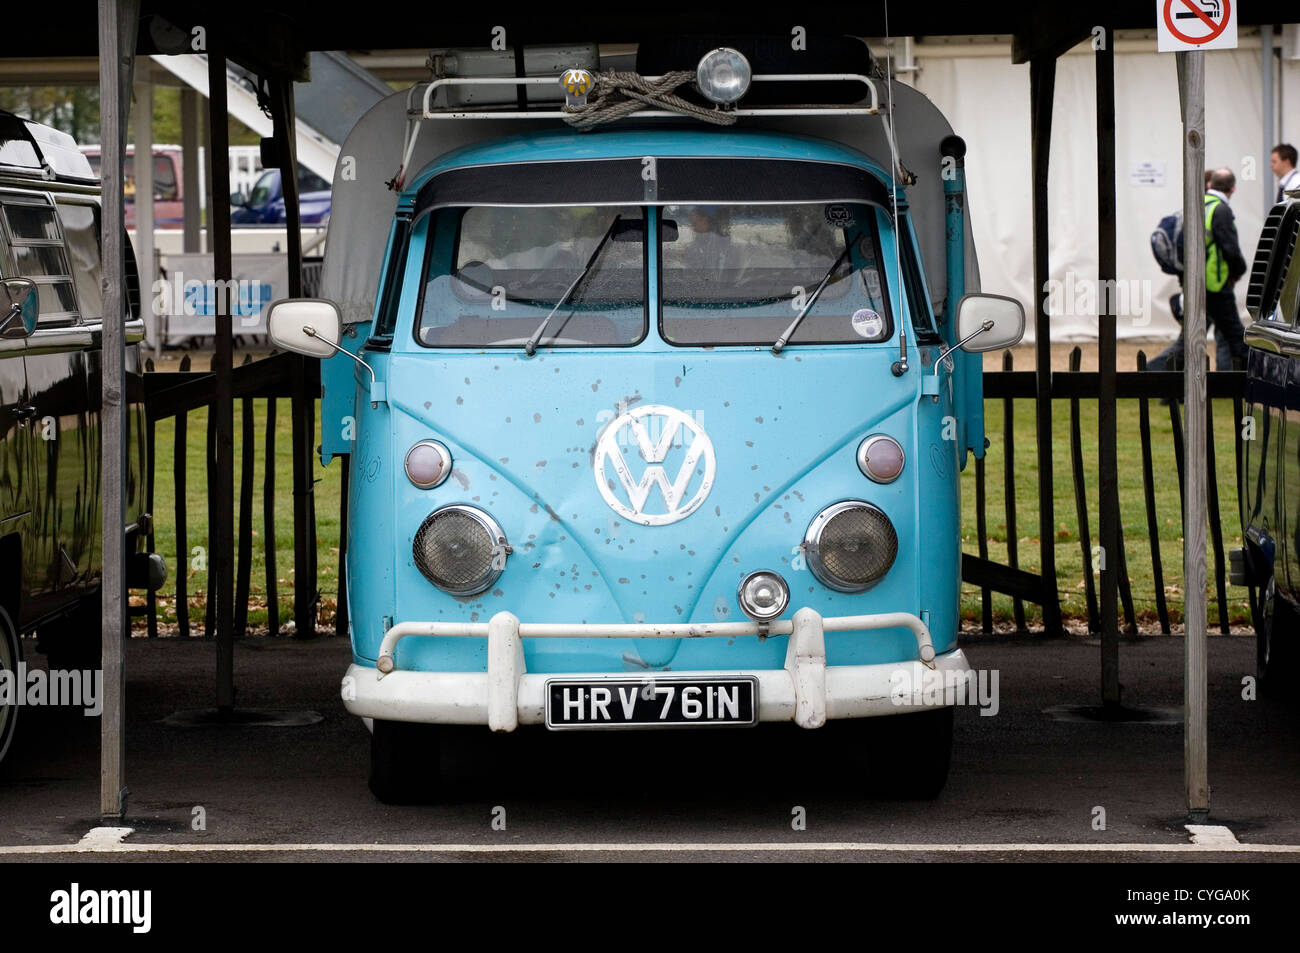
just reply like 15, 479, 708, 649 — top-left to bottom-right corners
449, 260, 496, 304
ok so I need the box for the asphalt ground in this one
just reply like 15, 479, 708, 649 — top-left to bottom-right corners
1, 630, 1298, 862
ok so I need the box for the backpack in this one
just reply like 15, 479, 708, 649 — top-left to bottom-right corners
1151, 210, 1184, 276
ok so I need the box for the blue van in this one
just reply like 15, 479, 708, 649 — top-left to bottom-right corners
267, 40, 1024, 801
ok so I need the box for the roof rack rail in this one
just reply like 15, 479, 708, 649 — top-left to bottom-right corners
412, 72, 880, 121
388, 70, 914, 193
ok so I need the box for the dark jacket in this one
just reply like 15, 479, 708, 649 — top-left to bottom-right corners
1208, 194, 1247, 291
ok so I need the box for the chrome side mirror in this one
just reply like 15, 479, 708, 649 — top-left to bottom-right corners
267, 298, 343, 359
0, 277, 39, 339
922, 293, 1027, 402
266, 297, 385, 405
956, 293, 1026, 352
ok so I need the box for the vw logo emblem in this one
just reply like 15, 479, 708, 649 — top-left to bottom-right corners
593, 405, 716, 526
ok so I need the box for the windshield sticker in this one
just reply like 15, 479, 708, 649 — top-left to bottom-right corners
851, 308, 885, 339
824, 204, 855, 228
863, 270, 883, 300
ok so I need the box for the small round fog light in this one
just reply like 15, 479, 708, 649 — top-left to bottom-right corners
857, 434, 905, 484
406, 440, 451, 489
696, 48, 752, 105
737, 570, 790, 623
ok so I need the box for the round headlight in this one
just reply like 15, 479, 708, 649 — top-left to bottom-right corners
803, 501, 898, 593
405, 440, 452, 489
413, 505, 508, 595
857, 434, 905, 484
696, 47, 752, 105
737, 570, 789, 623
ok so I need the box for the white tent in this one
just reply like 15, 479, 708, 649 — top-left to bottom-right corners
912, 28, 1300, 344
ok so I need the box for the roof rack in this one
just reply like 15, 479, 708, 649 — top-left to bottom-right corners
413, 72, 880, 120
390, 70, 911, 192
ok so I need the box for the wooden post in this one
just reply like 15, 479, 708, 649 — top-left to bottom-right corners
271, 76, 319, 638
975, 456, 991, 633
1136, 352, 1171, 634
208, 45, 236, 714
1002, 351, 1026, 632
1067, 347, 1099, 633
264, 397, 279, 635
1030, 55, 1062, 635
1177, 50, 1209, 819
98, 0, 141, 822
132, 69, 156, 359
204, 405, 215, 638
1096, 28, 1121, 707
235, 355, 254, 639
175, 354, 191, 638
145, 360, 157, 639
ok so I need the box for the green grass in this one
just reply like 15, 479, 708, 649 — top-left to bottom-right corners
958, 395, 1250, 627
145, 399, 342, 633
140, 393, 1249, 633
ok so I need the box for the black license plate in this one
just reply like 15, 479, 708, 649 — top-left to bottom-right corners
545, 677, 758, 729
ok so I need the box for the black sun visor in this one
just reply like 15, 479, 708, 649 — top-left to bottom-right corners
412, 156, 893, 217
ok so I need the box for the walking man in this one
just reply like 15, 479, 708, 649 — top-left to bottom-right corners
1148, 168, 1248, 371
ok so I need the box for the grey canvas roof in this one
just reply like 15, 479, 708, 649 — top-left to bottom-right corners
321, 80, 979, 327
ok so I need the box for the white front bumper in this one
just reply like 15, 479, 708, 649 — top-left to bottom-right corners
342, 608, 968, 731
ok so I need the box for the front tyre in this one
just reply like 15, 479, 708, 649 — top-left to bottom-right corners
872, 707, 955, 800
0, 607, 21, 767
368, 719, 443, 804
1257, 578, 1296, 697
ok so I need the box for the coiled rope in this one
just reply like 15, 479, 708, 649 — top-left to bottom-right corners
562, 70, 737, 130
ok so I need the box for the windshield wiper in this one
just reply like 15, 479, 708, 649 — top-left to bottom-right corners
771, 245, 853, 354
524, 214, 622, 356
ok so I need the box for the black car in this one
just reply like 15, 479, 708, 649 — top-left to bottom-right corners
1235, 190, 1300, 693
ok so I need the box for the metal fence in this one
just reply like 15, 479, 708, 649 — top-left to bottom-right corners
136, 346, 1250, 639
964, 351, 1249, 634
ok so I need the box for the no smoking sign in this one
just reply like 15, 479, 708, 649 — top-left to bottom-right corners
1157, 0, 1237, 52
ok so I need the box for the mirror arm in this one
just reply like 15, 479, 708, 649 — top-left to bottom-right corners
926, 319, 994, 403
935, 319, 994, 367
302, 324, 386, 406
0, 304, 20, 336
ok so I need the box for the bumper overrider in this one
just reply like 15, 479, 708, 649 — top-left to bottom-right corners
343, 607, 970, 730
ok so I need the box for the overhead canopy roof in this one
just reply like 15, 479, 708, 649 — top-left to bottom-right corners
4, 2, 1299, 79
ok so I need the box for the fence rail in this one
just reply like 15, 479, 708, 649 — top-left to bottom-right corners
965, 349, 1249, 633
136, 347, 1250, 639
141, 348, 318, 638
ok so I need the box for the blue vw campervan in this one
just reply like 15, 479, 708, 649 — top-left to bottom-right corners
266, 38, 1024, 801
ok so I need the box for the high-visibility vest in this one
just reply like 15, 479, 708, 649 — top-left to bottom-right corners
1205, 194, 1229, 293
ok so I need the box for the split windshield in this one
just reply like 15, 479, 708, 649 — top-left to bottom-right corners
418, 205, 646, 347
660, 203, 891, 345
414, 201, 895, 348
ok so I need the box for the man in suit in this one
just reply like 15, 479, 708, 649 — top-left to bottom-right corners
1272, 144, 1299, 204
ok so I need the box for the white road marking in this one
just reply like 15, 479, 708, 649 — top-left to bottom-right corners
75, 827, 135, 848
1185, 824, 1240, 846
0, 839, 1296, 856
